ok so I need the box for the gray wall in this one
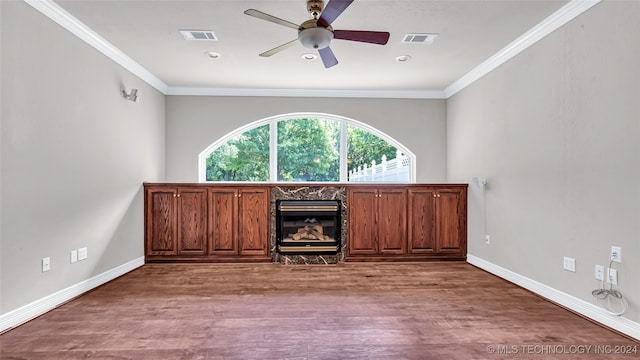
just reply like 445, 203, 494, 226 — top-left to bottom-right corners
447, 1, 639, 322
1, 2, 166, 314
3, 0, 637, 331
165, 96, 447, 183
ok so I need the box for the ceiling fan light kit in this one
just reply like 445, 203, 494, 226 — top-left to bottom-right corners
244, 0, 390, 68
298, 21, 334, 50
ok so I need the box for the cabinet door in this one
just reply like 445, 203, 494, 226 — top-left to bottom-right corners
436, 189, 466, 254
177, 188, 207, 255
407, 188, 436, 254
208, 189, 238, 255
348, 188, 378, 255
238, 188, 269, 256
146, 188, 178, 255
378, 189, 407, 254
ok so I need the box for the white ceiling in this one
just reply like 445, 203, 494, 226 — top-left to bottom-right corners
49, 0, 576, 96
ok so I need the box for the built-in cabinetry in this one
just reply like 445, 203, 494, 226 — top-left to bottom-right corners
407, 187, 466, 257
347, 185, 467, 261
145, 187, 207, 256
145, 183, 466, 263
348, 188, 407, 255
208, 187, 269, 256
145, 184, 270, 262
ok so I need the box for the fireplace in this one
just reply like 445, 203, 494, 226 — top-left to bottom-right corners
276, 200, 341, 254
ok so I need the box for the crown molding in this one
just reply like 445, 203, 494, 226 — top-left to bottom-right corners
26, 0, 600, 100
24, 0, 169, 94
444, 0, 602, 98
166, 87, 447, 99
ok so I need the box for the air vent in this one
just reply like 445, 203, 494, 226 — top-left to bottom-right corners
180, 30, 218, 41
402, 33, 439, 44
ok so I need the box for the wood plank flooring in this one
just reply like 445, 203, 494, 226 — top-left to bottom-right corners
1, 262, 637, 359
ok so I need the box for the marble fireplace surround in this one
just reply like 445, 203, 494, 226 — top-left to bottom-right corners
270, 186, 347, 265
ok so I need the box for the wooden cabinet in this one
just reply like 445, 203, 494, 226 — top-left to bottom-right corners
208, 188, 237, 254
146, 188, 178, 256
348, 185, 466, 261
145, 183, 465, 263
237, 188, 269, 256
408, 187, 466, 257
348, 188, 407, 256
177, 188, 208, 255
145, 187, 207, 257
348, 188, 377, 255
145, 184, 269, 262
208, 188, 269, 256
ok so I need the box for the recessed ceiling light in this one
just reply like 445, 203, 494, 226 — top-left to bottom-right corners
301, 53, 318, 61
395, 55, 412, 63
205, 51, 221, 59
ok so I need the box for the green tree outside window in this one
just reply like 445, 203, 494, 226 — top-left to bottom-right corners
203, 116, 409, 182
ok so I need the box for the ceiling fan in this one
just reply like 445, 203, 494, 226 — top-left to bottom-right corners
244, 0, 390, 68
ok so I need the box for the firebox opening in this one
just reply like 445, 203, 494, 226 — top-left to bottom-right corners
276, 200, 341, 254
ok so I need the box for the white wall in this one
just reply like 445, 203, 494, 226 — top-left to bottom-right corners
1, 1, 165, 315
165, 96, 447, 183
448, 1, 639, 323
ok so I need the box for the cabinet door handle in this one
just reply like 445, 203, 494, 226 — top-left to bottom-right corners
173, 194, 177, 198
437, 194, 441, 198
177, 194, 181, 198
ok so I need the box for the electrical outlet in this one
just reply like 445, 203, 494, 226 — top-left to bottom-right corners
611, 246, 622, 263
563, 256, 576, 272
607, 268, 618, 285
485, 234, 490, 244
71, 250, 78, 263
42, 257, 51, 272
78, 247, 88, 261
595, 265, 604, 281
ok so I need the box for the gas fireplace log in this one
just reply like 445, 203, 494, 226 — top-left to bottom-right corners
310, 229, 323, 239
288, 224, 326, 241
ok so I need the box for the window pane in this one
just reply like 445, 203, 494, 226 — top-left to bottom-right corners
277, 118, 340, 182
205, 124, 269, 181
347, 124, 409, 182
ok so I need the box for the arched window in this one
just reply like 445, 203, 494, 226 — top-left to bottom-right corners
199, 113, 415, 183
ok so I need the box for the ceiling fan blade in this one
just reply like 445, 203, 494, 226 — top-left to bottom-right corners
333, 30, 390, 45
317, 0, 354, 27
318, 46, 338, 68
244, 9, 299, 30
259, 39, 299, 57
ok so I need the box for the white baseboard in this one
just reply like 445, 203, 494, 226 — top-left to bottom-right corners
467, 254, 640, 341
0, 256, 144, 333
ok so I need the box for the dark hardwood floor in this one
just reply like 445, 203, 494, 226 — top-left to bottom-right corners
1, 262, 637, 359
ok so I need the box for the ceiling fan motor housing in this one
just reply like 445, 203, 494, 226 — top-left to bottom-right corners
298, 19, 334, 49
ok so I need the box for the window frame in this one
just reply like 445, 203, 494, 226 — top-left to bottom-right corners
198, 112, 416, 183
